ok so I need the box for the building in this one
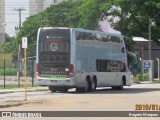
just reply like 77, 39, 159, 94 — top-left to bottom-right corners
133, 37, 160, 78
0, 0, 5, 44
29, 0, 76, 16
29, 0, 43, 16
43, 0, 64, 10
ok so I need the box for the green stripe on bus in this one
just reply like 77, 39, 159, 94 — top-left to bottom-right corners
41, 74, 67, 78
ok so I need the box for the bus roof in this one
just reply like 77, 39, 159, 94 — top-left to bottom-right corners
40, 27, 123, 37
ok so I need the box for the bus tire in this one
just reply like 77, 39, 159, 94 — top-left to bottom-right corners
112, 77, 125, 90
112, 86, 117, 90
76, 77, 91, 93
58, 88, 68, 93
112, 85, 123, 90
91, 76, 97, 91
117, 77, 125, 90
49, 86, 57, 92
82, 76, 91, 92
117, 85, 123, 90
76, 87, 84, 93
84, 79, 90, 92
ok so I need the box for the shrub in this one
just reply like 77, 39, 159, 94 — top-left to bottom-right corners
143, 74, 149, 80
135, 73, 141, 81
135, 73, 149, 81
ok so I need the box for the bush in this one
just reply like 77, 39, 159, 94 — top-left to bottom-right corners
135, 73, 141, 81
135, 73, 149, 81
0, 68, 17, 76
143, 74, 149, 80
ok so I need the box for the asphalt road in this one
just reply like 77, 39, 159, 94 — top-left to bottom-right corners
0, 83, 160, 120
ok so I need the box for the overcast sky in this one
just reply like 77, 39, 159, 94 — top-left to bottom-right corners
5, 0, 29, 36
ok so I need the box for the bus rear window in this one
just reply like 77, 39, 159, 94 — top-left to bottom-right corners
39, 29, 70, 42
39, 29, 70, 53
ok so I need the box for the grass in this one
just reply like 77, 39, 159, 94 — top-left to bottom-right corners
0, 84, 40, 89
0, 68, 17, 76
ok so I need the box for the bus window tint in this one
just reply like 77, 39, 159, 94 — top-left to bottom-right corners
39, 29, 70, 42
76, 31, 122, 43
96, 60, 126, 72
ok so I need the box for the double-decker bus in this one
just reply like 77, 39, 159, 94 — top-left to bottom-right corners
36, 27, 132, 92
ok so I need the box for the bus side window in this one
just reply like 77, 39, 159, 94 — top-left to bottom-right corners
96, 59, 101, 72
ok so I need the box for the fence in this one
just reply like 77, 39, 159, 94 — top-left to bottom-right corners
19, 58, 36, 77
130, 59, 160, 81
0, 57, 36, 89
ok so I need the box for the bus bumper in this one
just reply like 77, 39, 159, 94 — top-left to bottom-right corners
36, 77, 76, 87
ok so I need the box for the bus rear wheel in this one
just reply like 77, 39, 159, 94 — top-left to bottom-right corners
76, 77, 92, 92
117, 77, 126, 90
112, 79, 125, 90
84, 79, 90, 92
58, 88, 68, 93
91, 77, 97, 91
76, 87, 84, 92
117, 80, 124, 90
49, 86, 57, 92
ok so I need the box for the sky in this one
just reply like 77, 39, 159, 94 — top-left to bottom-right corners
4, 0, 120, 37
5, 0, 29, 36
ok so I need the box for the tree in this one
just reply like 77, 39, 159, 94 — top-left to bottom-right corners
78, 0, 160, 47
78, 0, 102, 29
107, 0, 160, 45
2, 0, 160, 57
5, 1, 83, 57
5, 33, 12, 42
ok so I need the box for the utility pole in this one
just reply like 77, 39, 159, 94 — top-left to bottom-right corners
13, 8, 25, 87
148, 11, 160, 60
13, 8, 26, 29
148, 19, 151, 60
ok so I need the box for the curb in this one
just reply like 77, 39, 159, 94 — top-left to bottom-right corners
140, 81, 160, 84
133, 80, 160, 84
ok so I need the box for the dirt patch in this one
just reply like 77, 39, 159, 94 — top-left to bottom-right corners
0, 100, 46, 109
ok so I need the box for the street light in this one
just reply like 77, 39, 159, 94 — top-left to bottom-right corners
148, 11, 160, 60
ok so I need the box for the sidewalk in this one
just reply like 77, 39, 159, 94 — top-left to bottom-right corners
0, 86, 48, 94
132, 76, 160, 84
140, 80, 160, 84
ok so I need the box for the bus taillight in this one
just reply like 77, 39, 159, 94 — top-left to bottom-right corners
36, 64, 40, 77
67, 64, 74, 77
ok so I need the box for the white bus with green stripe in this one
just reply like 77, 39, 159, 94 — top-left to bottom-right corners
36, 27, 132, 92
